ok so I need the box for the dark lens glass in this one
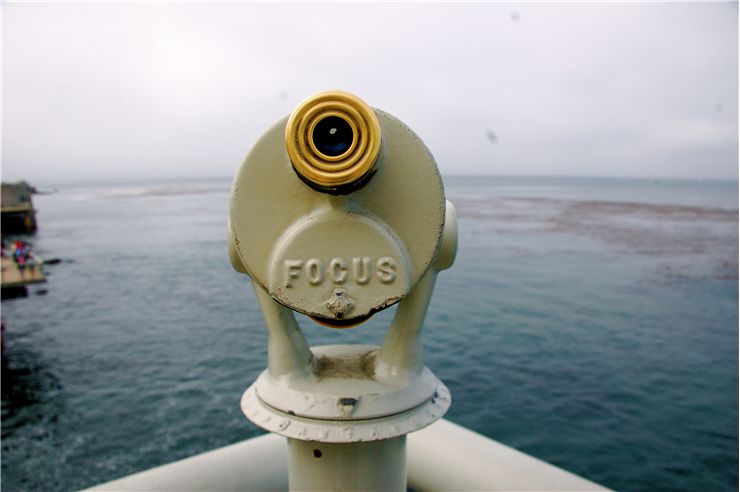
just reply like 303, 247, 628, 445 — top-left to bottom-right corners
312, 116, 354, 157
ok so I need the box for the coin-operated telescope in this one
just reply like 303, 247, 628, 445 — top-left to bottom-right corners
229, 90, 457, 491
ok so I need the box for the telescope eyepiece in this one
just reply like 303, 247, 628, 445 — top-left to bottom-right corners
285, 91, 381, 192
312, 116, 354, 158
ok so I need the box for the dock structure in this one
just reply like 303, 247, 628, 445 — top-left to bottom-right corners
1, 182, 38, 234
1, 255, 46, 289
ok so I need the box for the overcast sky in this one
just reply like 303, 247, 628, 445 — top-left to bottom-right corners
2, 2, 738, 183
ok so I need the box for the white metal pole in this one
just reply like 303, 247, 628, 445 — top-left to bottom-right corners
287, 436, 407, 492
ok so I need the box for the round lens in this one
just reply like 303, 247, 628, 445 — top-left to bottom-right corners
312, 116, 354, 157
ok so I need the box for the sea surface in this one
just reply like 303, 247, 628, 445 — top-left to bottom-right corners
2, 175, 737, 491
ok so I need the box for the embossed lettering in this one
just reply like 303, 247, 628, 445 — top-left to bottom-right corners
376, 257, 397, 284
352, 257, 372, 285
305, 259, 324, 285
283, 256, 398, 286
284, 259, 303, 288
328, 258, 348, 284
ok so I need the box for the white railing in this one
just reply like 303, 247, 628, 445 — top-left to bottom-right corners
85, 418, 609, 492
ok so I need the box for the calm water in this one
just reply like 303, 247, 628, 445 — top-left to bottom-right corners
2, 176, 737, 491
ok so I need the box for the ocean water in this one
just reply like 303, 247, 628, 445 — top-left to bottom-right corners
1, 175, 737, 491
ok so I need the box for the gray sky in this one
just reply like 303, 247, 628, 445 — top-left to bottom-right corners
2, 2, 738, 183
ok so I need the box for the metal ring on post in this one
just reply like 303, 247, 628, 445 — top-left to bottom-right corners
285, 90, 381, 191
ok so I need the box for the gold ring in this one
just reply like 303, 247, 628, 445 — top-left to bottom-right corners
286, 90, 381, 190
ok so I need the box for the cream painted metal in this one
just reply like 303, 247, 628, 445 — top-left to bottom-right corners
84, 419, 610, 491
288, 437, 406, 491
229, 91, 459, 491
239, 203, 458, 444
228, 109, 447, 323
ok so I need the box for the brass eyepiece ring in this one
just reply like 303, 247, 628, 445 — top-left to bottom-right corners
286, 90, 381, 190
